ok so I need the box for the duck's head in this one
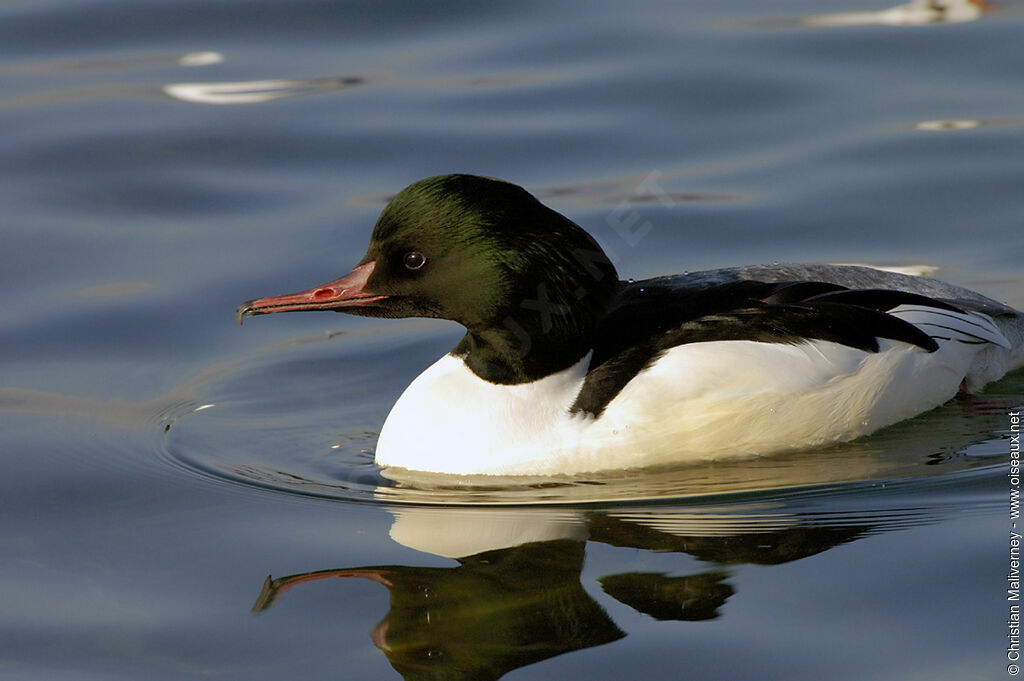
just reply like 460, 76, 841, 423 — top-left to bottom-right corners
238, 175, 620, 380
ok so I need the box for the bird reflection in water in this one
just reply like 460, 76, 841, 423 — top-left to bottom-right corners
252, 509, 868, 681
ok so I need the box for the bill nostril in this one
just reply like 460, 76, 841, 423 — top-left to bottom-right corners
313, 288, 335, 300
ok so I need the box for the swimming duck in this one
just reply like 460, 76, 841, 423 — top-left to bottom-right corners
237, 174, 1024, 476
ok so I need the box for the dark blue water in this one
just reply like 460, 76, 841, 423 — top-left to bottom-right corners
3, 1, 1024, 679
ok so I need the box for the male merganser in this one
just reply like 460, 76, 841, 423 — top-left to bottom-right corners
237, 174, 1024, 476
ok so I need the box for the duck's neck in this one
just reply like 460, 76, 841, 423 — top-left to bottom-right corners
453, 282, 621, 384
452, 328, 590, 384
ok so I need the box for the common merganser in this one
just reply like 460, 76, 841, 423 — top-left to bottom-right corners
237, 174, 1024, 476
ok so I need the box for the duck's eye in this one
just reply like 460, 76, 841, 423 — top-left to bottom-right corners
403, 251, 427, 271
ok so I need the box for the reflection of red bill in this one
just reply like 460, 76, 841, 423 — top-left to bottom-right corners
251, 566, 394, 613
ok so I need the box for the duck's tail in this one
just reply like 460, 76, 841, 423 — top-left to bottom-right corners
960, 310, 1024, 392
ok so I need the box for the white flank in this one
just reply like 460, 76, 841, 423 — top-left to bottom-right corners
374, 308, 1015, 476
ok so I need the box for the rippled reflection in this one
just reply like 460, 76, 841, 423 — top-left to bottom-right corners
0, 49, 223, 109
163, 71, 553, 105
347, 171, 745, 211
915, 117, 1024, 132
801, 0, 994, 26
251, 500, 953, 680
156, 323, 1024, 505
735, 0, 996, 29
163, 76, 367, 104
166, 380, 1020, 505
0, 50, 223, 75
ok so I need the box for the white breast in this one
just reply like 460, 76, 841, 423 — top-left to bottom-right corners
375, 353, 592, 475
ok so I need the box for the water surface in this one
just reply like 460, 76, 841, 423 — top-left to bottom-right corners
3, 1, 1024, 679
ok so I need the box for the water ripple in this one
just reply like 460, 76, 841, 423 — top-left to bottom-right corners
156, 325, 1022, 507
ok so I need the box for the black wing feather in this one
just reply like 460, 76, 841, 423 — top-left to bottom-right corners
570, 280, 952, 418
802, 288, 964, 314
